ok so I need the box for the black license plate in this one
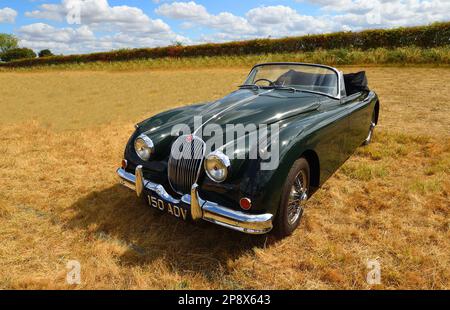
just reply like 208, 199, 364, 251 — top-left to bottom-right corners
147, 194, 189, 221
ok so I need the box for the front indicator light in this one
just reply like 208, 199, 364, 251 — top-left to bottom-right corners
240, 198, 252, 210
121, 159, 128, 169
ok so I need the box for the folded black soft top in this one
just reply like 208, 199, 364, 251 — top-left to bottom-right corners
344, 71, 369, 95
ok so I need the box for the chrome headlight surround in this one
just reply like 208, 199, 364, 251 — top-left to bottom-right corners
134, 134, 154, 161
204, 150, 230, 183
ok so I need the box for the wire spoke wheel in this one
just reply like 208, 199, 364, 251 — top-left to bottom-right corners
275, 157, 310, 237
287, 170, 308, 225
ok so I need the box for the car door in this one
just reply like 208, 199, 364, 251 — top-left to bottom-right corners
312, 97, 351, 183
340, 92, 373, 156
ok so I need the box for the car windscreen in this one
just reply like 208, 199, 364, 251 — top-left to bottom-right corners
245, 64, 339, 97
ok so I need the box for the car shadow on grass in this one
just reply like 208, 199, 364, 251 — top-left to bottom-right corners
67, 184, 271, 280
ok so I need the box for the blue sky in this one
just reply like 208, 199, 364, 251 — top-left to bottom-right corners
0, 0, 448, 54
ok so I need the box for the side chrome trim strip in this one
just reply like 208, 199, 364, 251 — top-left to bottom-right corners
117, 168, 273, 234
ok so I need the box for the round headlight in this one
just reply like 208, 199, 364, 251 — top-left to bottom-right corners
204, 150, 230, 183
134, 134, 154, 161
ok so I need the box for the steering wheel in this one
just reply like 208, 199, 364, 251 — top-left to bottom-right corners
254, 78, 275, 86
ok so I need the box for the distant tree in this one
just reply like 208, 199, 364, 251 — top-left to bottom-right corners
38, 49, 54, 57
0, 33, 19, 54
174, 41, 184, 47
0, 48, 37, 62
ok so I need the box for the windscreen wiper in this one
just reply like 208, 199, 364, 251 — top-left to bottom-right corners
269, 85, 298, 92
238, 84, 261, 90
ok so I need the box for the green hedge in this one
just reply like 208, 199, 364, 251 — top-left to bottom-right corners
0, 48, 36, 62
1, 22, 449, 68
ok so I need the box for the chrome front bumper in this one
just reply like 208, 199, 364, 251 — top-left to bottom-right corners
117, 166, 273, 234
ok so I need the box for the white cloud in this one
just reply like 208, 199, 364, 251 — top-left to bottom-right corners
246, 5, 298, 26
20, 23, 95, 43
12, 0, 450, 54
25, 4, 64, 21
155, 1, 255, 34
246, 5, 334, 36
18, 23, 95, 54
25, 0, 171, 33
306, 0, 450, 29
0, 7, 17, 24
17, 22, 191, 54
19, 0, 192, 54
158, 1, 450, 42
158, 4, 335, 40
155, 1, 209, 20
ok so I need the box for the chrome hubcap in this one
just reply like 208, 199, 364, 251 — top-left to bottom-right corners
287, 170, 308, 225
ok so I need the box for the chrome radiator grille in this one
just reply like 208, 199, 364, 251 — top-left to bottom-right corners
168, 135, 206, 195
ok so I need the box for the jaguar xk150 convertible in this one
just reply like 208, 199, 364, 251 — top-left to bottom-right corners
117, 63, 379, 236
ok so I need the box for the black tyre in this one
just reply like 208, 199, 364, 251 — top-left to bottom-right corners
273, 158, 310, 237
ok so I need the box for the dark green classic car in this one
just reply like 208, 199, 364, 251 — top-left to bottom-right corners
117, 63, 379, 237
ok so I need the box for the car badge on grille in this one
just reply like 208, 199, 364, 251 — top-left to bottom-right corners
186, 134, 193, 143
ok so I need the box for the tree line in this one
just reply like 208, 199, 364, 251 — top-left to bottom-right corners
0, 33, 54, 62
1, 22, 449, 67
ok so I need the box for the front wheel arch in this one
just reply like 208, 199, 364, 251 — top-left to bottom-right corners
253, 136, 320, 216
301, 149, 320, 192
273, 157, 310, 237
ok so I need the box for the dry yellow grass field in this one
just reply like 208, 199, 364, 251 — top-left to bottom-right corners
0, 66, 449, 289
